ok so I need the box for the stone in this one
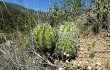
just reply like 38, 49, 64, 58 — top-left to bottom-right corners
59, 67, 67, 70
80, 47, 84, 51
66, 60, 69, 63
96, 62, 101, 66
87, 66, 92, 70
59, 68, 65, 70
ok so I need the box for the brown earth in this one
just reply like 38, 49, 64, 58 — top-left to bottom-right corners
0, 30, 110, 70
54, 30, 110, 70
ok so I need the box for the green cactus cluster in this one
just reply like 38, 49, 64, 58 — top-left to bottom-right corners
57, 22, 78, 59
33, 23, 57, 52
33, 22, 78, 60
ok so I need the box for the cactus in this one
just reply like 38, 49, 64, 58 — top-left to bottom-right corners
33, 23, 57, 53
57, 22, 78, 60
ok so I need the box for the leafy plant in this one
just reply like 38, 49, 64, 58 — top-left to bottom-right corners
89, 50, 95, 59
56, 22, 78, 60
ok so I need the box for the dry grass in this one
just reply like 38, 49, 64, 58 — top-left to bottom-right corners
0, 32, 59, 70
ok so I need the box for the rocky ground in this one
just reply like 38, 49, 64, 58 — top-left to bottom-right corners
53, 30, 110, 70
0, 30, 110, 70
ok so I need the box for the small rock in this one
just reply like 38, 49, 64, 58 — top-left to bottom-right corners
85, 53, 87, 56
5, 40, 15, 46
66, 60, 69, 63
59, 67, 67, 70
80, 47, 84, 51
86, 61, 89, 64
77, 64, 80, 67
87, 66, 92, 70
59, 68, 65, 70
79, 62, 82, 64
96, 62, 101, 66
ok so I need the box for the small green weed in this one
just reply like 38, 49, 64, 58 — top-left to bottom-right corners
89, 50, 96, 59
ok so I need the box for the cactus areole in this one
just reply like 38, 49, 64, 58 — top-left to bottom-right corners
57, 22, 78, 60
33, 23, 57, 53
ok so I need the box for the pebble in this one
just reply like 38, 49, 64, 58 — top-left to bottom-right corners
77, 64, 80, 67
79, 62, 82, 64
59, 68, 65, 70
80, 47, 84, 51
66, 60, 69, 63
85, 53, 87, 56
59, 67, 67, 70
96, 62, 101, 66
87, 66, 92, 70
86, 61, 89, 64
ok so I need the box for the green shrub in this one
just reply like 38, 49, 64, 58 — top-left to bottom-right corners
89, 50, 95, 59
0, 36, 6, 44
33, 23, 57, 53
57, 22, 78, 60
